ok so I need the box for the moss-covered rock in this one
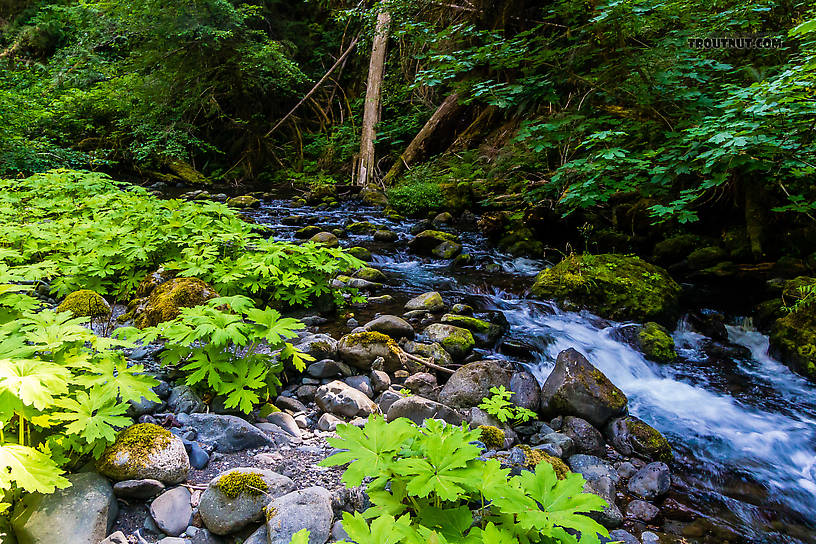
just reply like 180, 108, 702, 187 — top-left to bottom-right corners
373, 229, 399, 243
687, 246, 727, 270
346, 221, 378, 234
56, 289, 111, 317
97, 423, 190, 484
134, 277, 218, 328
531, 254, 680, 323
354, 267, 387, 283
295, 225, 322, 239
404, 291, 445, 312
519, 445, 570, 479
441, 313, 505, 347
423, 323, 475, 361
769, 277, 816, 380
346, 246, 373, 261
226, 195, 260, 209
652, 234, 704, 264
478, 425, 506, 450
408, 230, 462, 259
637, 322, 677, 363
337, 331, 404, 372
309, 231, 339, 248
605, 415, 673, 462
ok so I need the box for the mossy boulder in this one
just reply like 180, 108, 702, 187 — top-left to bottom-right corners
406, 341, 453, 367
134, 277, 218, 328
404, 291, 445, 312
519, 445, 570, 479
373, 229, 399, 243
652, 234, 704, 264
337, 331, 404, 372
309, 231, 339, 248
478, 425, 506, 449
686, 246, 727, 270
346, 221, 377, 234
56, 289, 111, 317
637, 322, 677, 363
605, 415, 673, 463
769, 277, 816, 380
408, 230, 462, 259
531, 254, 680, 323
346, 246, 372, 261
199, 467, 295, 535
540, 348, 628, 427
97, 423, 190, 484
423, 323, 475, 361
354, 267, 387, 283
295, 225, 322, 239
441, 313, 505, 347
226, 195, 260, 209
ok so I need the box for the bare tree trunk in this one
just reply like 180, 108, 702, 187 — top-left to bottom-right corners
356, 7, 391, 188
382, 92, 464, 185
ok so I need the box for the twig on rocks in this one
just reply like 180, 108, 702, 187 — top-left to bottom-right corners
402, 351, 455, 375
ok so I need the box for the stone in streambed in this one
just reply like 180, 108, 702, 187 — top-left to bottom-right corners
637, 322, 677, 363
113, 479, 165, 500
226, 195, 260, 208
605, 415, 672, 462
177, 413, 275, 452
440, 313, 505, 346
560, 416, 605, 456
627, 462, 671, 500
150, 486, 192, 537
386, 396, 463, 425
315, 380, 378, 418
509, 371, 540, 412
437, 360, 510, 408
404, 291, 445, 312
408, 230, 462, 259
337, 331, 403, 371
97, 423, 190, 484
264, 487, 333, 544
364, 315, 414, 339
423, 323, 474, 360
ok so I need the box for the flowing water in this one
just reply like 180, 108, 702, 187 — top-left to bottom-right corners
246, 196, 816, 543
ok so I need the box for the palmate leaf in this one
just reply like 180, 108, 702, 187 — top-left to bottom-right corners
320, 416, 415, 487
72, 355, 159, 405
0, 444, 70, 494
219, 357, 268, 413
53, 387, 131, 445
0, 358, 70, 410
247, 307, 304, 344
338, 512, 412, 544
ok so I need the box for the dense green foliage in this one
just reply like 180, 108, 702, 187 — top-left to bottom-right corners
320, 416, 608, 544
479, 386, 537, 425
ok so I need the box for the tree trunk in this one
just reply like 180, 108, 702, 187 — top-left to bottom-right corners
356, 7, 391, 188
382, 92, 464, 185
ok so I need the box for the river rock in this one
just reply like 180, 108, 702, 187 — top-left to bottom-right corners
150, 487, 192, 537
337, 331, 403, 372
583, 475, 622, 528
438, 360, 510, 408
254, 423, 301, 446
265, 412, 301, 438
373, 229, 399, 242
376, 389, 406, 413
605, 415, 672, 462
296, 334, 338, 360
404, 372, 437, 398
607, 529, 640, 544
199, 468, 295, 535
11, 472, 117, 544
637, 322, 677, 363
315, 380, 379, 418
370, 370, 391, 393
440, 314, 504, 346
627, 462, 671, 500
509, 371, 540, 412
226, 195, 260, 208
178, 413, 275, 452
769, 277, 816, 380
405, 341, 453, 367
561, 416, 605, 456
167, 385, 205, 414
408, 230, 463, 259
97, 423, 190, 484
539, 348, 628, 427
404, 291, 445, 312
386, 396, 463, 425
134, 277, 219, 328
306, 359, 352, 378
625, 499, 660, 522
113, 479, 165, 499
99, 531, 128, 544
265, 487, 333, 544
568, 454, 619, 484
309, 231, 339, 247
354, 267, 388, 283
317, 413, 344, 431
541, 432, 574, 457
423, 323, 475, 360
276, 395, 307, 413
364, 315, 415, 339
345, 375, 374, 398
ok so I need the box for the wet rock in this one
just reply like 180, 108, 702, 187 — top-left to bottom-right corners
309, 231, 339, 248
615, 461, 637, 479
347, 246, 373, 261
532, 254, 680, 323
186, 441, 210, 469
408, 230, 463, 259
440, 313, 504, 346
405, 340, 453, 367
583, 476, 622, 528
561, 416, 605, 456
178, 413, 275, 452
539, 348, 628, 427
567, 454, 619, 484
451, 303, 473, 315
265, 487, 333, 544
628, 462, 671, 500
97, 423, 190, 484
404, 291, 445, 312
226, 195, 260, 208
150, 486, 192, 537
438, 360, 510, 408
541, 432, 574, 457
637, 322, 677, 363
11, 472, 117, 544
373, 229, 399, 242
605, 415, 672, 462
625, 499, 660, 522
346, 221, 377, 234
295, 225, 322, 239
769, 276, 816, 380
344, 375, 374, 398
660, 497, 697, 521
364, 315, 415, 339
423, 323, 475, 360
354, 267, 388, 283
337, 331, 403, 372
403, 372, 438, 398
509, 371, 540, 412
315, 380, 379, 418
167, 385, 205, 414
306, 359, 352, 379
386, 396, 463, 425
297, 334, 338, 360
296, 385, 318, 402
199, 468, 295, 535
113, 479, 165, 500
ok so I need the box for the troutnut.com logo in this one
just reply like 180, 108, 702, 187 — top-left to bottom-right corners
687, 36, 783, 49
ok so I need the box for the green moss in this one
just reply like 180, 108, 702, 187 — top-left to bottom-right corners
135, 277, 218, 328
519, 445, 569, 479
56, 289, 110, 317
637, 322, 677, 363
686, 246, 727, 269
626, 416, 673, 462
652, 234, 703, 263
346, 221, 377, 234
346, 246, 373, 262
770, 277, 816, 381
344, 331, 402, 358
354, 267, 387, 282
441, 314, 491, 334
478, 425, 505, 449
226, 195, 260, 208
97, 423, 173, 473
295, 225, 322, 238
216, 471, 269, 499
531, 254, 680, 323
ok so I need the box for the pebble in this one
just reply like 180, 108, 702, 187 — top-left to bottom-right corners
150, 487, 193, 537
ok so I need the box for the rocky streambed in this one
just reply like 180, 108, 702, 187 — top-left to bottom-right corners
8, 192, 816, 544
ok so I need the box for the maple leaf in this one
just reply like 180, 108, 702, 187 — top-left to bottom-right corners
0, 444, 70, 494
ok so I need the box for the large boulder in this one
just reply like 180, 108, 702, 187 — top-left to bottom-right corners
769, 277, 816, 380
405, 341, 453, 367
438, 360, 510, 408
404, 291, 445, 312
265, 487, 333, 544
440, 314, 505, 346
11, 472, 117, 544
97, 423, 190, 484
408, 230, 462, 259
199, 468, 295, 535
560, 416, 605, 456
386, 396, 463, 425
531, 254, 680, 323
540, 348, 628, 427
337, 331, 404, 372
509, 371, 540, 412
178, 413, 275, 452
364, 315, 415, 339
605, 415, 673, 462
133, 277, 218, 328
56, 289, 111, 318
315, 380, 379, 418
309, 232, 339, 248
423, 324, 475, 361
637, 322, 677, 363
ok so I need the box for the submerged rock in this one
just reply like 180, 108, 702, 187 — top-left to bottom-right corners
97, 423, 190, 484
540, 348, 628, 427
531, 254, 680, 323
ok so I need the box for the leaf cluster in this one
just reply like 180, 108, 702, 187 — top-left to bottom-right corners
479, 386, 537, 425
